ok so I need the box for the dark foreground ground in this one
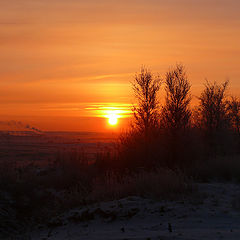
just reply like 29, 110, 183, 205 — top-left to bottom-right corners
1, 131, 240, 239
30, 183, 240, 240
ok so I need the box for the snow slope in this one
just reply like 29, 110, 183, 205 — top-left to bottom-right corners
31, 183, 240, 240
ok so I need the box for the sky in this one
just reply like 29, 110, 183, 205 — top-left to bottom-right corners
0, 0, 240, 131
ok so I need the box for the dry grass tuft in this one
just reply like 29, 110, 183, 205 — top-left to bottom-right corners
89, 168, 192, 202
194, 155, 240, 182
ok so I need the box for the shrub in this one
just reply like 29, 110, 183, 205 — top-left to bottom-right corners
89, 168, 192, 202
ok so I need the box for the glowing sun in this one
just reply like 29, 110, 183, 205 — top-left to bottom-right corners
108, 113, 118, 126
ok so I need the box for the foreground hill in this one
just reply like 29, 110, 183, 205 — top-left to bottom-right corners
29, 183, 240, 240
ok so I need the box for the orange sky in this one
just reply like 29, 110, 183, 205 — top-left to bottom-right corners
0, 0, 240, 132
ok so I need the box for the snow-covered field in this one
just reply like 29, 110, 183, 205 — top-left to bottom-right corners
0, 131, 116, 166
30, 183, 240, 240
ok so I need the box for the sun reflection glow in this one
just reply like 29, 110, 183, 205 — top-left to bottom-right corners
85, 103, 133, 127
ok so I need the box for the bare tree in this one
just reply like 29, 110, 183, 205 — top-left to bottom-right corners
161, 64, 191, 133
116, 67, 162, 169
227, 97, 240, 136
132, 67, 162, 136
198, 80, 229, 135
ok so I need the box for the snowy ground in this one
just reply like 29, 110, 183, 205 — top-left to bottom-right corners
30, 183, 240, 240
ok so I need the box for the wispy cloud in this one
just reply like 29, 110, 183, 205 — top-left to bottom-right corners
84, 103, 133, 118
38, 102, 133, 118
0, 22, 20, 25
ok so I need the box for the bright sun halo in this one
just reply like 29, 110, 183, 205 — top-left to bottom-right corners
108, 114, 118, 126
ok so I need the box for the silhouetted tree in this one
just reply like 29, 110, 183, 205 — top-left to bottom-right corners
198, 80, 229, 156
227, 97, 240, 136
198, 80, 229, 135
160, 64, 192, 167
161, 64, 191, 133
132, 67, 162, 136
129, 67, 162, 168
